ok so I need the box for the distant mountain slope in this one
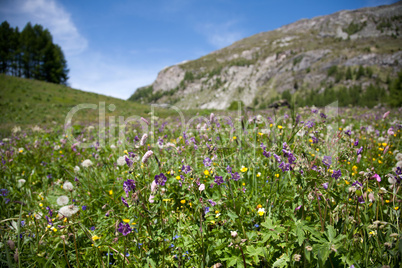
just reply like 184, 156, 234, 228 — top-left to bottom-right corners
129, 1, 402, 109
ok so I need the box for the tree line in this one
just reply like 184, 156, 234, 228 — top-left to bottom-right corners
0, 21, 69, 84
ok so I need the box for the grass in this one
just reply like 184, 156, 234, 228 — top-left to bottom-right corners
0, 74, 214, 136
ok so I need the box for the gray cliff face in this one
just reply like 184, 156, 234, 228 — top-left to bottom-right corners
130, 2, 402, 109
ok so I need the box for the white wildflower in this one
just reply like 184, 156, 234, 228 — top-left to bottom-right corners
63, 181, 74, 191
141, 150, 153, 163
396, 153, 402, 162
81, 159, 93, 167
74, 166, 80, 173
230, 231, 237, 238
140, 134, 148, 146
57, 196, 69, 206
116, 156, 126, 166
59, 205, 79, 217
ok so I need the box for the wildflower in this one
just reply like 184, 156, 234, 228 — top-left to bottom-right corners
140, 134, 148, 146
322, 182, 329, 190
277, 125, 283, 129
357, 146, 363, 155
231, 231, 237, 238
116, 156, 126, 166
233, 136, 237, 140
82, 205, 87, 211
123, 179, 136, 197
0, 189, 9, 196
199, 184, 205, 192
231, 172, 241, 181
214, 176, 224, 185
180, 200, 186, 204
204, 170, 210, 176
240, 166, 248, 173
63, 181, 74, 192
203, 157, 212, 167
123, 219, 130, 223
293, 254, 301, 261
372, 174, 381, 182
322, 156, 332, 168
256, 172, 261, 177
59, 205, 79, 218
92, 235, 100, 241
121, 197, 129, 208
81, 159, 93, 167
305, 246, 313, 251
141, 150, 153, 163
117, 222, 132, 236
257, 207, 265, 216
73, 166, 80, 173
151, 180, 158, 193
154, 173, 167, 186
332, 169, 342, 180
109, 190, 113, 195
257, 204, 262, 209
149, 195, 155, 203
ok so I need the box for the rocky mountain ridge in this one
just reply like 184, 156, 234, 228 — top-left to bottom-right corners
129, 1, 402, 109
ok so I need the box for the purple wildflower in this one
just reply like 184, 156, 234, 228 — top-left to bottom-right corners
226, 165, 232, 173
121, 197, 129, 208
273, 153, 281, 163
344, 130, 352, 136
205, 207, 210, 214
231, 172, 241, 181
203, 157, 212, 167
279, 161, 290, 172
214, 176, 224, 185
331, 169, 342, 180
0, 189, 8, 196
82, 205, 87, 211
154, 173, 167, 186
181, 165, 192, 174
208, 199, 217, 206
320, 113, 327, 119
322, 182, 329, 190
322, 156, 332, 168
354, 139, 359, 146
357, 146, 363, 155
352, 181, 363, 187
263, 150, 271, 158
118, 222, 132, 236
123, 179, 136, 197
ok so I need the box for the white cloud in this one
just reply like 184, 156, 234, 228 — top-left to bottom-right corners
198, 20, 244, 49
1, 0, 87, 56
365, 0, 398, 7
68, 53, 161, 100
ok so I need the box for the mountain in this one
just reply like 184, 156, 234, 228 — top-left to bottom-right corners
129, 1, 402, 109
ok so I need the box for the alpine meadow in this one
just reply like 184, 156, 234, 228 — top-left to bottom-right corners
0, 1, 402, 268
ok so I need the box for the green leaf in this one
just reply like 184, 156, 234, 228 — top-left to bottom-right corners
227, 210, 238, 222
246, 245, 264, 264
272, 253, 289, 268
295, 221, 305, 246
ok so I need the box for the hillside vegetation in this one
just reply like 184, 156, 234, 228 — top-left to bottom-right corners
129, 2, 402, 109
0, 75, 163, 133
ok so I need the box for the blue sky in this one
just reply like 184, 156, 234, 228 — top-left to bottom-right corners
0, 0, 398, 99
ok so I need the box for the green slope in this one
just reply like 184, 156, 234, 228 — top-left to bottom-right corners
0, 74, 158, 131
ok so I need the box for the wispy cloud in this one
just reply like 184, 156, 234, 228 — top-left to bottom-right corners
0, 0, 87, 56
364, 0, 399, 7
198, 20, 244, 49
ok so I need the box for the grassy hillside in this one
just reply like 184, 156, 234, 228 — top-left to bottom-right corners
0, 74, 171, 133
